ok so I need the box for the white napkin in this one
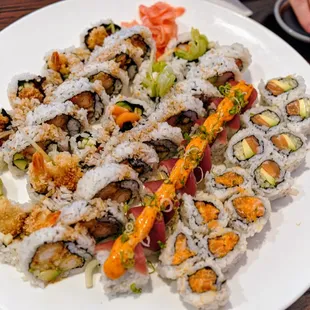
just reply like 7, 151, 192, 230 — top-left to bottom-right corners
206, 0, 253, 17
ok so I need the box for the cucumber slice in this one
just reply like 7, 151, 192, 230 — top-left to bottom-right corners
242, 139, 255, 159
14, 159, 29, 171
37, 269, 61, 282
260, 168, 276, 186
115, 101, 132, 111
282, 134, 297, 151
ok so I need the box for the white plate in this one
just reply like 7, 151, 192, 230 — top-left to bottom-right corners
0, 0, 310, 309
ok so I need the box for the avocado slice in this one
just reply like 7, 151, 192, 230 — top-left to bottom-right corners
260, 168, 276, 186
242, 139, 255, 159
260, 114, 279, 127
271, 79, 295, 92
299, 99, 307, 118
13, 153, 25, 161
115, 101, 132, 112
37, 269, 61, 282
282, 134, 297, 151
13, 159, 29, 171
133, 107, 143, 116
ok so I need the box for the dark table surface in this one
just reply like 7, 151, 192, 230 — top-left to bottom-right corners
0, 0, 309, 309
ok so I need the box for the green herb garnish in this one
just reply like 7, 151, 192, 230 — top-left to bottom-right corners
157, 240, 166, 249
130, 283, 142, 294
121, 233, 129, 243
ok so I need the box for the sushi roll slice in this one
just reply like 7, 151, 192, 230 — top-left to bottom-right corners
211, 42, 252, 73
177, 259, 230, 310
150, 93, 205, 136
74, 163, 142, 204
205, 165, 253, 201
258, 75, 306, 106
225, 191, 271, 237
80, 20, 121, 51
241, 106, 284, 133
198, 228, 247, 272
43, 47, 90, 82
250, 153, 293, 200
181, 193, 229, 234
107, 96, 155, 133
96, 241, 150, 296
60, 200, 125, 244
80, 62, 130, 97
19, 226, 94, 288
7, 73, 47, 105
52, 77, 107, 123
187, 54, 242, 88
104, 25, 156, 60
105, 141, 159, 178
225, 128, 272, 169
267, 124, 307, 172
157, 221, 199, 280
2, 124, 69, 176
281, 96, 310, 135
25, 101, 89, 136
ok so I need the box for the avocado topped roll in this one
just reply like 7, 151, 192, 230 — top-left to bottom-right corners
198, 228, 247, 272
80, 20, 121, 51
205, 165, 253, 201
181, 193, 229, 234
281, 96, 310, 135
177, 259, 229, 310
250, 153, 293, 200
18, 226, 94, 288
157, 221, 199, 280
225, 129, 272, 169
104, 25, 156, 60
7, 73, 47, 105
2, 124, 69, 176
259, 75, 306, 106
267, 125, 307, 172
25, 101, 89, 137
242, 106, 283, 133
74, 163, 142, 205
52, 77, 107, 123
225, 191, 271, 238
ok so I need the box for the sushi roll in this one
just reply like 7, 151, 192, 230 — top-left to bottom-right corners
181, 193, 229, 234
225, 128, 272, 169
211, 42, 252, 73
107, 95, 155, 133
18, 226, 94, 288
281, 96, 310, 135
104, 25, 156, 60
25, 101, 89, 136
96, 241, 150, 296
250, 153, 293, 200
177, 259, 230, 310
2, 124, 69, 176
74, 163, 142, 204
79, 62, 130, 97
7, 73, 47, 105
187, 54, 242, 88
157, 221, 199, 280
60, 200, 125, 244
52, 77, 107, 122
80, 20, 121, 51
150, 93, 205, 136
0, 108, 13, 147
43, 47, 90, 82
205, 165, 253, 201
267, 124, 307, 172
198, 228, 247, 272
241, 106, 284, 133
105, 141, 159, 178
225, 191, 271, 237
258, 75, 306, 106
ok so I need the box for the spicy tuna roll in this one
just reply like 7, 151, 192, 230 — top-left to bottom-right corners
177, 259, 230, 310
259, 75, 306, 106
225, 128, 272, 169
250, 153, 293, 200
267, 124, 307, 172
225, 191, 271, 238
